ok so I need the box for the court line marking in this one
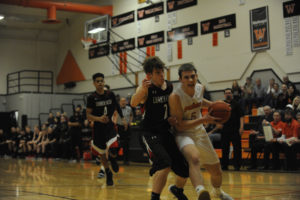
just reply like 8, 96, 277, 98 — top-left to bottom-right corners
234, 190, 300, 200
0, 188, 78, 200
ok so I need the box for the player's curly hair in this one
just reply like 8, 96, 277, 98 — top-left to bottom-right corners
142, 56, 165, 74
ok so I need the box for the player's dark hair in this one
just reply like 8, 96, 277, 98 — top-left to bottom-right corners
178, 63, 197, 78
92, 73, 104, 81
224, 88, 233, 93
143, 56, 165, 74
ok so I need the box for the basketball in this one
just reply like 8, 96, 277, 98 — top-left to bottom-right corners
208, 101, 231, 123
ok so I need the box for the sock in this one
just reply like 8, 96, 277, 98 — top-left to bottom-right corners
151, 192, 160, 200
213, 187, 222, 196
195, 185, 205, 195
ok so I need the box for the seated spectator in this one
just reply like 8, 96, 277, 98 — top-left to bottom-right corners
0, 129, 5, 157
287, 85, 298, 105
46, 127, 58, 158
232, 80, 242, 102
266, 78, 275, 95
36, 126, 49, 158
292, 96, 300, 116
276, 84, 289, 110
81, 120, 92, 151
242, 77, 254, 114
260, 111, 285, 170
296, 112, 300, 123
283, 76, 296, 91
47, 113, 55, 126
273, 109, 300, 170
17, 130, 27, 158
55, 112, 61, 124
253, 78, 266, 108
26, 125, 40, 156
205, 123, 223, 148
5, 127, 17, 156
248, 105, 273, 170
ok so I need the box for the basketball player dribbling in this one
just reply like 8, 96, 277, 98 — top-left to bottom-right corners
169, 64, 234, 200
86, 73, 126, 186
131, 57, 189, 200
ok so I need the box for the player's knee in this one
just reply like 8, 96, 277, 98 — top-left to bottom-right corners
189, 153, 200, 166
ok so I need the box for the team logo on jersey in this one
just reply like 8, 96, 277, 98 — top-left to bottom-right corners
184, 102, 201, 111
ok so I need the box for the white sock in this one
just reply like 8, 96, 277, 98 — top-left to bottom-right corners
213, 187, 222, 196
195, 185, 205, 195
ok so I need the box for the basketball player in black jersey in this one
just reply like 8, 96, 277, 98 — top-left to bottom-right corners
131, 57, 189, 200
86, 73, 126, 186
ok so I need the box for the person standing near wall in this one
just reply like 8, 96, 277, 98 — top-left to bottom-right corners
221, 88, 244, 171
115, 97, 133, 165
68, 108, 83, 162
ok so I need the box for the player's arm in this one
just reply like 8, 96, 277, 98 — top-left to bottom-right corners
130, 78, 150, 107
169, 93, 218, 132
86, 108, 108, 123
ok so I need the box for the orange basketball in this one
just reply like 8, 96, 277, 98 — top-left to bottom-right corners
208, 101, 231, 123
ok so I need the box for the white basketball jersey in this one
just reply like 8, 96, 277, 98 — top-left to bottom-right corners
174, 83, 207, 135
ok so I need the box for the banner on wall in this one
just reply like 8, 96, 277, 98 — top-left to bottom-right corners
112, 38, 135, 54
167, 0, 197, 13
89, 44, 109, 59
200, 14, 236, 35
250, 6, 270, 52
283, 1, 300, 18
167, 23, 198, 42
111, 11, 135, 28
138, 31, 164, 48
137, 2, 164, 21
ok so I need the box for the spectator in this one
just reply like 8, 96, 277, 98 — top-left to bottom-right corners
17, 130, 27, 158
276, 84, 289, 110
266, 78, 275, 95
81, 120, 92, 151
47, 113, 55, 126
232, 80, 242, 102
242, 77, 254, 114
5, 127, 17, 156
0, 129, 5, 156
292, 96, 300, 115
287, 85, 297, 105
24, 126, 33, 156
206, 123, 223, 148
46, 127, 58, 158
274, 109, 300, 170
62, 112, 69, 122
36, 126, 48, 158
68, 110, 83, 162
248, 105, 273, 170
57, 116, 70, 159
253, 78, 266, 108
26, 125, 40, 156
296, 112, 300, 123
55, 112, 61, 125
115, 97, 133, 165
221, 88, 244, 171
283, 76, 296, 90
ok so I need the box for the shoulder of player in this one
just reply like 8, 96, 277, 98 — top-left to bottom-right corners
169, 92, 181, 103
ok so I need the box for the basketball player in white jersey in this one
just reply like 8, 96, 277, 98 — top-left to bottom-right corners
169, 64, 234, 200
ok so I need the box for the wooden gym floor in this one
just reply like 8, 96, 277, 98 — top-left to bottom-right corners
0, 158, 300, 200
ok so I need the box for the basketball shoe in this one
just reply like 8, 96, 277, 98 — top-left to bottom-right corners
168, 185, 188, 200
211, 188, 234, 200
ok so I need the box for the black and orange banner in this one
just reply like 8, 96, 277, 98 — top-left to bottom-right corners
111, 38, 135, 54
138, 31, 164, 48
137, 2, 164, 21
250, 6, 270, 52
200, 14, 236, 35
111, 11, 135, 28
283, 1, 300, 18
89, 44, 109, 59
167, 0, 197, 13
167, 23, 198, 42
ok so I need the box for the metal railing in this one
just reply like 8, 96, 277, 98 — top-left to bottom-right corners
7, 70, 53, 94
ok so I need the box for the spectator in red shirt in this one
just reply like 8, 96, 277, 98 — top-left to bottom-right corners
261, 111, 285, 170
274, 109, 300, 170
